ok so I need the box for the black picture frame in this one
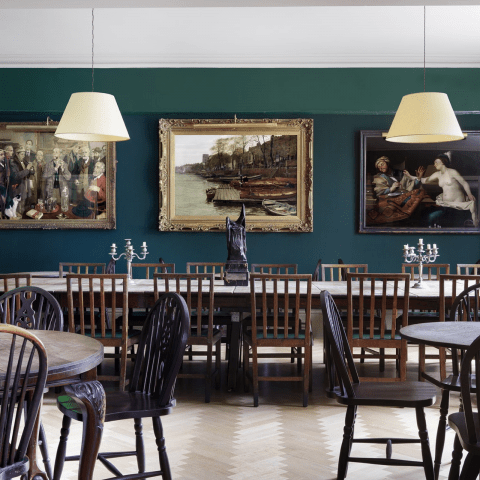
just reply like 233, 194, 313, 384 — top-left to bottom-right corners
359, 130, 480, 234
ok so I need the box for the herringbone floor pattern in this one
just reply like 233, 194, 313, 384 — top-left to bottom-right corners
40, 341, 460, 480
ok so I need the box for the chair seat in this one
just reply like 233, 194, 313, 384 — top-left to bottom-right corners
334, 381, 437, 408
352, 331, 400, 340
448, 412, 480, 454
189, 327, 221, 338
57, 391, 175, 423
245, 329, 307, 340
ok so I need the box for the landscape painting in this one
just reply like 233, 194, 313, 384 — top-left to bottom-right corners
360, 130, 480, 234
159, 118, 313, 232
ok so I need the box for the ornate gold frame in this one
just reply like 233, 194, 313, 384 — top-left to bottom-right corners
0, 122, 116, 229
159, 118, 313, 232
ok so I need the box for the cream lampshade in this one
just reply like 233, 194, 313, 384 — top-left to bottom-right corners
385, 92, 464, 143
55, 92, 130, 142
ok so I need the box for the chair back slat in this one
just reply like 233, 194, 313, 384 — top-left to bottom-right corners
153, 273, 214, 338
59, 263, 106, 278
130, 292, 189, 403
0, 325, 48, 469
131, 263, 175, 279
250, 273, 311, 343
0, 286, 63, 332
321, 264, 367, 282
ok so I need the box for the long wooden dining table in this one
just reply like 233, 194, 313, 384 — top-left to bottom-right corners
3, 275, 474, 390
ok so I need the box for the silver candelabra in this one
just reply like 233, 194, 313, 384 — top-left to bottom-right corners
403, 239, 439, 289
109, 239, 148, 282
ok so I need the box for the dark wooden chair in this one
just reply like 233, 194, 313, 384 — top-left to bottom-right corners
0, 324, 48, 480
154, 273, 222, 402
251, 263, 298, 275
66, 273, 141, 390
0, 286, 64, 480
312, 259, 321, 281
418, 282, 480, 480
320, 290, 436, 480
53, 292, 190, 480
186, 262, 225, 280
59, 262, 106, 278
447, 332, 480, 480
346, 272, 409, 381
243, 273, 312, 407
0, 273, 31, 293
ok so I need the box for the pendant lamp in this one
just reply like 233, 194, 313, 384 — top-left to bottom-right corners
386, 7, 463, 143
55, 9, 129, 142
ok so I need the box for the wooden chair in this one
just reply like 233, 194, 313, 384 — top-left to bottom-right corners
447, 332, 480, 480
186, 262, 225, 280
154, 273, 222, 403
418, 274, 480, 383
321, 263, 367, 281
243, 273, 312, 407
54, 292, 189, 480
0, 273, 31, 292
66, 273, 141, 390
0, 286, 64, 480
457, 263, 480, 275
419, 282, 480, 480
402, 263, 450, 281
346, 272, 410, 381
251, 264, 298, 275
320, 290, 436, 480
0, 324, 48, 480
59, 262, 106, 277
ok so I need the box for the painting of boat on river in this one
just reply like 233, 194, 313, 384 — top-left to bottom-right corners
174, 134, 298, 217
159, 118, 313, 232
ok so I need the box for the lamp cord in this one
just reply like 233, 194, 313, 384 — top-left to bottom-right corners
92, 8, 95, 92
423, 5, 426, 92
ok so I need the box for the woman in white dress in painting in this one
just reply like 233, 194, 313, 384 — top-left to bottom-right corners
403, 153, 478, 227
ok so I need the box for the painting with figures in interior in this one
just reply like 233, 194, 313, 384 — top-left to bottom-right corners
0, 122, 116, 229
159, 118, 313, 232
360, 130, 480, 234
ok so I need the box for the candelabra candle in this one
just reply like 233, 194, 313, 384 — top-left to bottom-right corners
403, 239, 439, 289
109, 239, 149, 283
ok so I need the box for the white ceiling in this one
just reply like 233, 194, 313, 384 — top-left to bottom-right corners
1, 4, 480, 68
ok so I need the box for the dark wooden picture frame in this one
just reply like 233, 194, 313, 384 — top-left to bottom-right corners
0, 122, 116, 229
360, 130, 480, 234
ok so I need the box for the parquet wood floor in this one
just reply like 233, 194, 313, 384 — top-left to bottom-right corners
39, 340, 460, 480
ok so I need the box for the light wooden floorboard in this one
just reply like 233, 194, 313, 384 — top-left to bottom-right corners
39, 339, 460, 480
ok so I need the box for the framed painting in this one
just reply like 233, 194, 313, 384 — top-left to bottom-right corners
0, 122, 116, 229
360, 130, 480, 234
159, 118, 313, 232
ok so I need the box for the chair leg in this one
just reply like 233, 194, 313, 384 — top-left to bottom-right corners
53, 415, 72, 480
120, 345, 128, 391
205, 343, 213, 403
215, 340, 221, 390
448, 434, 463, 480
379, 348, 385, 372
338, 405, 356, 480
243, 338, 250, 393
434, 388, 450, 480
252, 346, 259, 407
134, 417, 146, 473
303, 345, 310, 407
153, 417, 172, 480
416, 407, 434, 480
39, 421, 53, 480
459, 452, 480, 480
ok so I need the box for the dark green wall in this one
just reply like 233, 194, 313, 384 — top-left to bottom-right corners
1, 68, 480, 274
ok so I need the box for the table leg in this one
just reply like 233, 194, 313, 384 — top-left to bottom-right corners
227, 313, 241, 391
63, 380, 106, 480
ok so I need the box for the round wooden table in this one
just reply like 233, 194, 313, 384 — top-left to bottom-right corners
0, 330, 104, 480
400, 322, 480, 350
